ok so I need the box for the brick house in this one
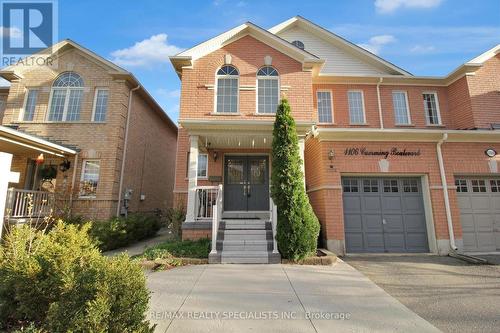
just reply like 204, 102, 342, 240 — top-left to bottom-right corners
170, 16, 500, 263
0, 40, 177, 222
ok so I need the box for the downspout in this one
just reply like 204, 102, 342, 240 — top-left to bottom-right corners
376, 77, 384, 129
116, 84, 141, 216
436, 133, 458, 251
69, 153, 79, 213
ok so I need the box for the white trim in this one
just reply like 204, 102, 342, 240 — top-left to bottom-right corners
422, 91, 442, 126
392, 90, 412, 125
0, 125, 76, 155
79, 159, 100, 199
316, 89, 334, 124
91, 88, 109, 122
347, 89, 366, 124
213, 65, 240, 114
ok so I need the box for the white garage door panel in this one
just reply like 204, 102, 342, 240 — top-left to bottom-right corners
456, 177, 500, 252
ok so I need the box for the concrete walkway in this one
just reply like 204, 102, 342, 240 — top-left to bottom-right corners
146, 260, 440, 332
104, 228, 173, 257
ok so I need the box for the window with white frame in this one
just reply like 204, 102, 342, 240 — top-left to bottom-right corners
22, 89, 38, 121
48, 72, 84, 121
317, 91, 333, 123
216, 65, 239, 113
257, 66, 279, 114
348, 91, 365, 124
392, 91, 410, 125
92, 89, 109, 122
422, 92, 441, 125
79, 160, 100, 198
197, 153, 208, 178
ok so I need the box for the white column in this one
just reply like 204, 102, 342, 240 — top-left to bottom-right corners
0, 153, 14, 238
185, 135, 199, 222
298, 138, 306, 188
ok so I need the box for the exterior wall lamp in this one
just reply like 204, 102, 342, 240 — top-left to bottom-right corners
328, 149, 335, 160
213, 150, 219, 162
485, 148, 497, 158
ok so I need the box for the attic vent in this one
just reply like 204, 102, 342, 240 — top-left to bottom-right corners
292, 40, 305, 50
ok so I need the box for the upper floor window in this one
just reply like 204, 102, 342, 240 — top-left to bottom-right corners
348, 90, 366, 124
257, 66, 279, 114
292, 40, 305, 50
48, 72, 84, 121
22, 89, 38, 121
392, 91, 411, 125
216, 65, 239, 113
317, 90, 333, 123
92, 88, 109, 122
422, 92, 441, 125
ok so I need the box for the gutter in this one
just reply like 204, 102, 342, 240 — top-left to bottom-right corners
116, 84, 141, 216
376, 77, 384, 129
436, 133, 458, 251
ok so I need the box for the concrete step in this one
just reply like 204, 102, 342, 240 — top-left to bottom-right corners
222, 219, 269, 224
220, 240, 272, 251
222, 230, 271, 241
221, 251, 270, 264
222, 223, 269, 230
222, 212, 270, 219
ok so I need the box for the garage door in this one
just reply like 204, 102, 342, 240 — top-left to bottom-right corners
455, 177, 500, 252
343, 177, 429, 253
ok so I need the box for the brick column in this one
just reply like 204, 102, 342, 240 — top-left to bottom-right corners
185, 135, 199, 222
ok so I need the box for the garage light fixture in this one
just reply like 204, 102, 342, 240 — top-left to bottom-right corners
485, 148, 497, 158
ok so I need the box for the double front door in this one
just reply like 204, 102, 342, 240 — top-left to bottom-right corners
224, 155, 269, 211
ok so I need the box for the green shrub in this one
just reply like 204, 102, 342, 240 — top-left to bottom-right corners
0, 222, 153, 332
165, 205, 186, 239
271, 98, 320, 260
142, 238, 211, 260
68, 213, 163, 251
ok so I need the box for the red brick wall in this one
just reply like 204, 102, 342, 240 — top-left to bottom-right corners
179, 35, 313, 122
447, 76, 474, 129
467, 54, 500, 129
313, 84, 450, 129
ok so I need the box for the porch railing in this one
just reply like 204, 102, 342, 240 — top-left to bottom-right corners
194, 186, 220, 220
6, 188, 54, 219
270, 197, 278, 254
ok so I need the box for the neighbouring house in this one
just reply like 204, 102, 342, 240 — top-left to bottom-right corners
0, 39, 177, 225
170, 16, 500, 263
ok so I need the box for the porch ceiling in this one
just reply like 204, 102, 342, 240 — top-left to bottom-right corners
180, 119, 314, 149
0, 125, 77, 157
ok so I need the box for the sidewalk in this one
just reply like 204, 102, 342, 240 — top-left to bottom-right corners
104, 227, 173, 257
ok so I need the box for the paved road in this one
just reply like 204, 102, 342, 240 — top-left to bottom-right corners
146, 262, 439, 333
344, 254, 500, 333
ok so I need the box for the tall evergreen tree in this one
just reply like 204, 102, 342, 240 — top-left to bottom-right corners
271, 98, 320, 260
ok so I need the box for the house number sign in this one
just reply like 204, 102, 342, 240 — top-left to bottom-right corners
344, 147, 421, 159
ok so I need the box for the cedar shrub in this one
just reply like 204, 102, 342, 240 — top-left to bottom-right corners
271, 98, 320, 260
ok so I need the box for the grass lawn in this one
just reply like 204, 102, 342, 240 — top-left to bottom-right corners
141, 238, 211, 260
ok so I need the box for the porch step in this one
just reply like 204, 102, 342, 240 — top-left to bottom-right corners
221, 220, 270, 230
222, 229, 272, 241
219, 239, 272, 251
222, 212, 270, 219
221, 251, 270, 264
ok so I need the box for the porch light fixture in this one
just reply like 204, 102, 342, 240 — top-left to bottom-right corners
35, 153, 44, 165
485, 148, 497, 158
59, 159, 71, 172
328, 149, 335, 160
213, 150, 218, 162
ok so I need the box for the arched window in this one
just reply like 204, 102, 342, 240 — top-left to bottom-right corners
215, 65, 239, 113
257, 66, 279, 114
48, 72, 84, 121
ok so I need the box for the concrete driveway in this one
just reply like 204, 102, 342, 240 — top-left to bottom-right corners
146, 261, 439, 333
344, 254, 500, 333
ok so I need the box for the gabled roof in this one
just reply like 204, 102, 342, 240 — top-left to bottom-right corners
465, 44, 500, 65
170, 21, 324, 76
269, 16, 412, 76
0, 39, 177, 131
